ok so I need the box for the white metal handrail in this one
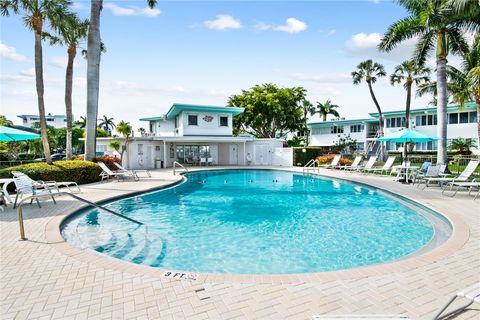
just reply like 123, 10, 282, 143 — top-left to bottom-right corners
303, 159, 320, 174
173, 161, 189, 176
16, 192, 144, 241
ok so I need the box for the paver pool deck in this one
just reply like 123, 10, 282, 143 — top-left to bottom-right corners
0, 166, 479, 320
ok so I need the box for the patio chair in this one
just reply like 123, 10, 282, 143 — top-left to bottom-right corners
415, 165, 441, 187
336, 155, 362, 170
442, 179, 480, 199
12, 172, 57, 208
363, 156, 396, 175
207, 157, 213, 166
320, 155, 341, 168
346, 155, 377, 172
411, 161, 432, 184
11, 171, 80, 193
98, 162, 138, 182
200, 158, 207, 166
114, 162, 151, 178
420, 159, 479, 189
432, 282, 480, 320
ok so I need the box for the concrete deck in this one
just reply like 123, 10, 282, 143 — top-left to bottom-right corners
0, 167, 478, 319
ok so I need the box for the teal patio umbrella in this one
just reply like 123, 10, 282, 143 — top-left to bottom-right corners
0, 126, 40, 142
377, 128, 440, 143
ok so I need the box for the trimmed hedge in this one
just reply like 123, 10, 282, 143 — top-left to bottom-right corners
293, 147, 328, 166
0, 160, 102, 185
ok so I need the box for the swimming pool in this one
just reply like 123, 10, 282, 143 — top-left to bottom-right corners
61, 169, 452, 274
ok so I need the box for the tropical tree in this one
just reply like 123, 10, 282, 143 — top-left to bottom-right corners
44, 13, 89, 160
227, 84, 308, 138
315, 99, 340, 122
137, 127, 146, 136
351, 60, 386, 136
390, 60, 431, 129
74, 116, 86, 128
115, 120, 132, 164
1, 0, 72, 164
98, 115, 115, 134
449, 137, 477, 155
108, 140, 121, 155
85, 0, 157, 161
378, 0, 471, 164
0, 115, 14, 127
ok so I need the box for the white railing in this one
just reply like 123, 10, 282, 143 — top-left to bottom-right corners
303, 159, 319, 174
173, 161, 188, 175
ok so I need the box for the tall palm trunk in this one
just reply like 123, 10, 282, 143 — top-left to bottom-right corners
367, 80, 384, 158
85, 0, 103, 161
65, 44, 76, 159
403, 81, 412, 160
33, 14, 52, 165
436, 58, 448, 165
476, 97, 480, 146
323, 114, 327, 122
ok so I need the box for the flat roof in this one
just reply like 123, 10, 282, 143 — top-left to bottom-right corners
369, 101, 476, 117
139, 103, 245, 121
308, 118, 378, 127
17, 114, 66, 119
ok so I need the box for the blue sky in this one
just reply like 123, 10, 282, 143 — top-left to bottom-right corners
1, 0, 442, 130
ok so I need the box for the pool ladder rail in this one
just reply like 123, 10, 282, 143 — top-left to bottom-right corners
173, 161, 189, 175
303, 159, 320, 174
16, 192, 144, 241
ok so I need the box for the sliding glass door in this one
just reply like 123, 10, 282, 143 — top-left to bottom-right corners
175, 145, 211, 164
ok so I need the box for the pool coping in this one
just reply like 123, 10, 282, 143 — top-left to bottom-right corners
44, 167, 470, 284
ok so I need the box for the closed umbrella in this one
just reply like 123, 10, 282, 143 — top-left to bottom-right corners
0, 126, 40, 142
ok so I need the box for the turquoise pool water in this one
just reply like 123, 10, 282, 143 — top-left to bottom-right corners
61, 170, 451, 274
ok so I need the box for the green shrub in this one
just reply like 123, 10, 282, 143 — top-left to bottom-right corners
293, 147, 327, 166
75, 155, 120, 170
315, 155, 352, 166
0, 160, 102, 185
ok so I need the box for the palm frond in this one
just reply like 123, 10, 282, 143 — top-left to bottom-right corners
413, 30, 435, 66
446, 27, 470, 58
379, 15, 424, 52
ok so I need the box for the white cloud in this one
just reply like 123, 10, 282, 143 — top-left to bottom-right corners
70, 2, 84, 10
204, 15, 242, 30
291, 72, 351, 83
273, 18, 307, 34
48, 56, 68, 68
370, 0, 381, 3
20, 68, 35, 77
0, 41, 27, 62
344, 32, 418, 62
255, 21, 271, 31
327, 29, 336, 36
103, 3, 161, 17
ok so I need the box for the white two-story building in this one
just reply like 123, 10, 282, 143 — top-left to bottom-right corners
17, 113, 71, 129
95, 103, 291, 169
308, 102, 478, 154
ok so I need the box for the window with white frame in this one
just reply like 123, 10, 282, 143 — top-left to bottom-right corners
219, 116, 228, 127
350, 124, 364, 133
356, 142, 365, 151
331, 126, 344, 134
415, 114, 437, 126
188, 115, 198, 126
311, 127, 331, 135
386, 117, 405, 128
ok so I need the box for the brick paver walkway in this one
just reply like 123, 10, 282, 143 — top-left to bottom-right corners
0, 167, 478, 320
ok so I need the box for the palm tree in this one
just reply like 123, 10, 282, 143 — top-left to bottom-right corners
1, 0, 71, 165
378, 0, 470, 165
116, 120, 132, 164
351, 59, 386, 136
98, 115, 115, 134
417, 36, 480, 143
315, 99, 340, 122
85, 0, 157, 161
44, 13, 89, 160
390, 60, 431, 129
74, 116, 86, 128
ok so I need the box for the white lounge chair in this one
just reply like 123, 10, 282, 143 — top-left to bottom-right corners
346, 155, 377, 172
364, 156, 396, 175
442, 179, 480, 199
98, 162, 138, 181
337, 155, 362, 170
12, 172, 57, 208
433, 282, 480, 320
114, 162, 151, 178
207, 157, 213, 166
320, 155, 341, 168
420, 159, 479, 189
11, 171, 80, 193
200, 158, 207, 166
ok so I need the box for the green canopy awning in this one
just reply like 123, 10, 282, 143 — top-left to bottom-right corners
0, 126, 40, 142
377, 128, 440, 143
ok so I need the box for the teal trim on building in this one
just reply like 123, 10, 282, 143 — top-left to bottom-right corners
369, 102, 476, 118
308, 118, 378, 127
139, 116, 165, 121
165, 103, 244, 120
17, 114, 67, 119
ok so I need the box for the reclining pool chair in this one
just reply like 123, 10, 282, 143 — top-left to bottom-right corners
363, 156, 396, 175
337, 155, 362, 170
12, 171, 57, 208
320, 155, 341, 169
98, 162, 138, 181
420, 159, 479, 189
114, 162, 151, 178
432, 282, 480, 320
